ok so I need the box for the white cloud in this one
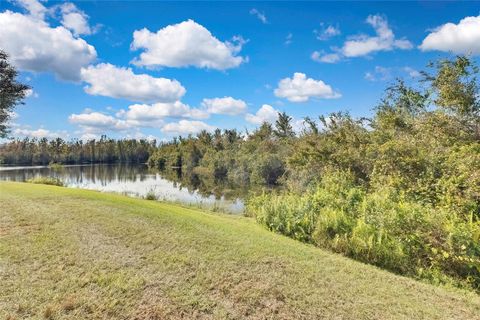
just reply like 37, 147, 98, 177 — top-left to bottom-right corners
285, 33, 293, 45
8, 111, 19, 121
364, 72, 375, 82
0, 10, 97, 81
364, 66, 391, 82
292, 118, 308, 134
124, 131, 159, 142
80, 63, 186, 103
15, 0, 46, 20
24, 88, 38, 98
365, 66, 421, 82
69, 111, 130, 132
342, 15, 412, 57
311, 51, 341, 64
201, 97, 247, 115
117, 101, 208, 127
419, 15, 480, 55
403, 66, 420, 78
131, 19, 246, 70
70, 100, 212, 136
59, 3, 92, 36
245, 104, 279, 125
14, 127, 66, 139
314, 24, 340, 40
162, 120, 214, 135
274, 72, 341, 102
79, 132, 99, 141
313, 15, 412, 63
249, 8, 267, 24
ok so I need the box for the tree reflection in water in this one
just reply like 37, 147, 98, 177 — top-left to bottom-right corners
0, 164, 247, 214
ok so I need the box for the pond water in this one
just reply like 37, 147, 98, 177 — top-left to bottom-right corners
0, 164, 245, 214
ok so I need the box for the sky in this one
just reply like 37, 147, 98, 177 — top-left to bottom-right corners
1, 0, 480, 141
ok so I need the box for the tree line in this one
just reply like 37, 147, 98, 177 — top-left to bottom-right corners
0, 136, 155, 165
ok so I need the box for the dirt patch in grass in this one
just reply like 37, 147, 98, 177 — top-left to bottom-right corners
0, 223, 41, 237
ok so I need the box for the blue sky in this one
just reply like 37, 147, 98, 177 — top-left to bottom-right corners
1, 1, 480, 141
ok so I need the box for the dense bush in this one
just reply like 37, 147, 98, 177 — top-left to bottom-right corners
26, 176, 64, 186
247, 169, 480, 291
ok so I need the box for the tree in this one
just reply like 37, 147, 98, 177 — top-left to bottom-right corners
0, 50, 30, 138
274, 112, 295, 138
303, 116, 319, 135
425, 56, 479, 119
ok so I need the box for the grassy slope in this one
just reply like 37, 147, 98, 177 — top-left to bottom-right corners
1, 182, 479, 320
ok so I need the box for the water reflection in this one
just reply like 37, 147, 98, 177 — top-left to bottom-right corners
0, 164, 245, 214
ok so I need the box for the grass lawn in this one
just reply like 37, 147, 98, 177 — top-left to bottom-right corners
1, 181, 480, 319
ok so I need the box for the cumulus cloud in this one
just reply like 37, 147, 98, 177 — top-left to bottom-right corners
15, 0, 47, 20
69, 111, 130, 133
117, 101, 208, 127
249, 8, 267, 24
419, 15, 480, 55
342, 15, 412, 57
69, 99, 215, 137
131, 19, 246, 70
245, 104, 279, 125
274, 73, 341, 102
58, 2, 93, 36
312, 15, 412, 63
80, 63, 186, 103
201, 97, 247, 115
162, 120, 214, 135
0, 9, 96, 81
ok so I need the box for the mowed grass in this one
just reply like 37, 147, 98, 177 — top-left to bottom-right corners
1, 182, 480, 320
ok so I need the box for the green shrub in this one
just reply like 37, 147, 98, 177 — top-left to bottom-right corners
48, 162, 64, 170
247, 169, 480, 292
26, 177, 64, 186
145, 190, 158, 200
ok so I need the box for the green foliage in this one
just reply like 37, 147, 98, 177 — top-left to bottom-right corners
0, 50, 30, 138
48, 162, 63, 170
274, 112, 295, 138
26, 177, 64, 186
145, 189, 158, 200
248, 170, 480, 291
251, 153, 285, 185
427, 56, 480, 118
147, 126, 290, 188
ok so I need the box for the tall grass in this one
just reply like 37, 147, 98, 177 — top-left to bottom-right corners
247, 169, 480, 292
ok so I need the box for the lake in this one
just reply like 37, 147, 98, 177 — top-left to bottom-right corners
0, 164, 245, 214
